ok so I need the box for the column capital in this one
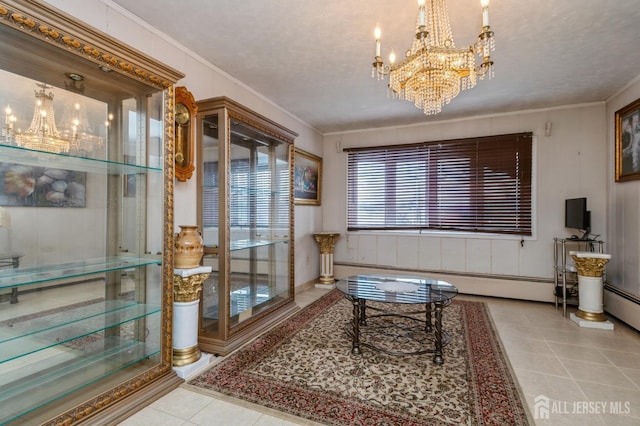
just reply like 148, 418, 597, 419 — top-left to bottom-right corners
173, 272, 210, 303
313, 232, 340, 254
570, 252, 611, 277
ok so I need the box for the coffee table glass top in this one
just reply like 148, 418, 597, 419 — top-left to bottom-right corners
336, 274, 458, 304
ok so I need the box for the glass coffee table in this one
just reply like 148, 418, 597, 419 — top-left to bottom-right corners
336, 274, 458, 365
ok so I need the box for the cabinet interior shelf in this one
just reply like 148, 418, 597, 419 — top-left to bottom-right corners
0, 256, 161, 289
205, 239, 285, 256
0, 300, 160, 363
0, 144, 162, 175
0, 335, 160, 424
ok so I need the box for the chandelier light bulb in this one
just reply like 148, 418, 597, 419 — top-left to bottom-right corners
389, 51, 396, 64
481, 0, 490, 27
5, 106, 11, 115
374, 27, 381, 57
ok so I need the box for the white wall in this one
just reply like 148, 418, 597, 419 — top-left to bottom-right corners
323, 104, 608, 298
43, 0, 325, 289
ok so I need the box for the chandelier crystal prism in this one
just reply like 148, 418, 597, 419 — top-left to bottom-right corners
372, 0, 495, 115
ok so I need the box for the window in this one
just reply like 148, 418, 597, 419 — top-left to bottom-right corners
346, 132, 533, 236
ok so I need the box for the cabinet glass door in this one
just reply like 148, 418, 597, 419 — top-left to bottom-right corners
198, 98, 296, 355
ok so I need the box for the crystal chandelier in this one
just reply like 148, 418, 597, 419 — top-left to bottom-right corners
7, 77, 104, 155
14, 83, 70, 153
372, 0, 495, 115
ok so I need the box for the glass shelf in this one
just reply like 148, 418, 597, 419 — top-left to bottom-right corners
0, 144, 162, 175
230, 239, 283, 251
0, 299, 139, 343
0, 301, 160, 363
0, 256, 161, 289
0, 335, 160, 424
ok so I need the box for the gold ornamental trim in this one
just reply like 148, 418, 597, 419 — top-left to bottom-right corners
173, 345, 202, 366
0, 2, 183, 90
44, 365, 171, 426
173, 272, 210, 303
575, 309, 607, 322
313, 233, 340, 254
570, 255, 610, 277
163, 85, 176, 362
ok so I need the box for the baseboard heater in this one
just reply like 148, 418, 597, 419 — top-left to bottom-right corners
604, 283, 640, 332
334, 262, 554, 303
334, 262, 550, 283
604, 283, 640, 304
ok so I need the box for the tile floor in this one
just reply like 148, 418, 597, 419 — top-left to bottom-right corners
118, 288, 640, 426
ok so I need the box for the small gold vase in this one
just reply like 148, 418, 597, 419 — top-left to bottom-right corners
174, 225, 204, 269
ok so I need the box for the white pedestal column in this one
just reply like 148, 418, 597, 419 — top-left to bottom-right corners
569, 251, 613, 330
313, 232, 340, 288
172, 266, 212, 378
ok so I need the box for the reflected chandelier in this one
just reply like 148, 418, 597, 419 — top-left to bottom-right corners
372, 0, 494, 115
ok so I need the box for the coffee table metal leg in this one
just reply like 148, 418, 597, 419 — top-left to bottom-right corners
433, 300, 444, 365
351, 297, 361, 355
359, 298, 367, 326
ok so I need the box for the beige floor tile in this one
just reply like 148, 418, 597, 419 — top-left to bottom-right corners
620, 367, 640, 389
501, 335, 554, 356
601, 349, 640, 370
149, 387, 213, 420
254, 414, 309, 426
515, 369, 587, 402
563, 360, 637, 389
188, 398, 264, 425
507, 348, 570, 377
577, 381, 640, 418
550, 342, 613, 364
598, 413, 640, 425
117, 407, 186, 426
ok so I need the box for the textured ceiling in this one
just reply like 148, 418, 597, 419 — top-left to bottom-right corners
111, 0, 640, 134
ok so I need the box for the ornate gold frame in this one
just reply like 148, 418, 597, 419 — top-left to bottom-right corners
175, 86, 198, 181
615, 96, 640, 182
294, 148, 322, 206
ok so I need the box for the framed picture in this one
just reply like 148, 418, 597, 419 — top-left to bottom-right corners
0, 164, 86, 207
615, 97, 640, 182
294, 148, 322, 205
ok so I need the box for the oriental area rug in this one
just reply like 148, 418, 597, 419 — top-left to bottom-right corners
188, 289, 531, 425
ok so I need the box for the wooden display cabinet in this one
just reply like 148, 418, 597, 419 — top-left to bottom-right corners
196, 97, 298, 355
0, 1, 183, 424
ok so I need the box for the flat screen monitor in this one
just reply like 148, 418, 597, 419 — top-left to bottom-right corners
565, 197, 590, 237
